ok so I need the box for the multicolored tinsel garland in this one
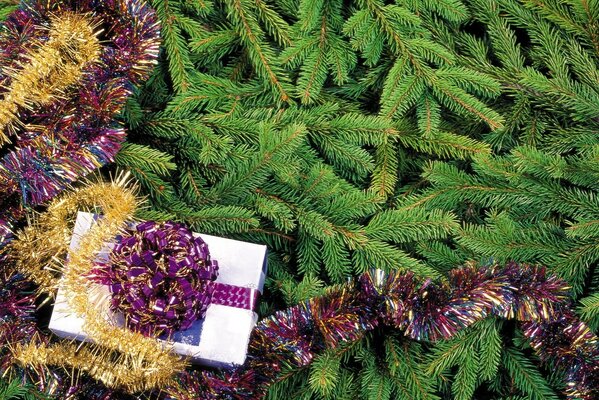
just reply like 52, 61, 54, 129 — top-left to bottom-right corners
167, 264, 598, 400
0, 0, 161, 249
0, 272, 38, 371
91, 221, 219, 337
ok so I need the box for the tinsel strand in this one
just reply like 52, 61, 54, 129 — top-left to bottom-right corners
0, 12, 101, 143
167, 263, 598, 400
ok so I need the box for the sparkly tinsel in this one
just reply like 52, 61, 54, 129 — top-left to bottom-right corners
163, 263, 598, 400
0, 272, 37, 371
0, 0, 161, 249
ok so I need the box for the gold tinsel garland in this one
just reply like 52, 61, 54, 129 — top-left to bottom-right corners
9, 175, 186, 392
0, 12, 101, 143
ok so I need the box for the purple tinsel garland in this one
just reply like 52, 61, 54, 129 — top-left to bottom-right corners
165, 263, 598, 400
0, 0, 161, 249
0, 272, 38, 371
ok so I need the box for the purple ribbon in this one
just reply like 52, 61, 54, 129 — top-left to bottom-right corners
211, 282, 261, 311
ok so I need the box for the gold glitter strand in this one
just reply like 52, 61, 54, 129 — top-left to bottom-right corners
0, 11, 101, 143
13, 338, 183, 393
7, 174, 138, 295
7, 213, 73, 295
10, 174, 186, 392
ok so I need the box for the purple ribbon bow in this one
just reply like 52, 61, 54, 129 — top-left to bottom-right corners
91, 221, 259, 337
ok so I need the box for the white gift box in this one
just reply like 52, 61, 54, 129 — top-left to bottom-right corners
49, 212, 268, 367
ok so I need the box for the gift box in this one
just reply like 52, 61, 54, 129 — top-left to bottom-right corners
49, 212, 268, 367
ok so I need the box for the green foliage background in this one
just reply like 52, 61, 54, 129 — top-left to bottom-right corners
2, 0, 599, 399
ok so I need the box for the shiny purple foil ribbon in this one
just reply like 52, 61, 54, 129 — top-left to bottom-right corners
91, 221, 259, 337
212, 282, 261, 311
